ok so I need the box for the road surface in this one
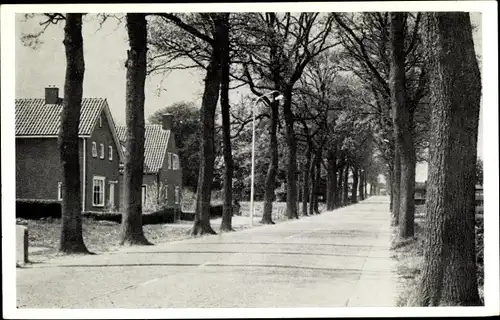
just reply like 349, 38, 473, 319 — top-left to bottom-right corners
17, 196, 399, 308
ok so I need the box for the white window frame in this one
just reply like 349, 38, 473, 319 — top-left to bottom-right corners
109, 145, 113, 161
168, 152, 172, 169
57, 182, 63, 201
92, 141, 98, 158
100, 143, 105, 159
92, 176, 106, 207
175, 186, 180, 204
165, 184, 169, 202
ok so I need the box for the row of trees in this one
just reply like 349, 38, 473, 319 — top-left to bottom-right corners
24, 11, 482, 306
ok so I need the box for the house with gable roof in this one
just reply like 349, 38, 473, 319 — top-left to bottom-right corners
15, 86, 124, 213
116, 114, 183, 212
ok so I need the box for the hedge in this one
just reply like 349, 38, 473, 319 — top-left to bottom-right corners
16, 199, 224, 224
16, 200, 62, 219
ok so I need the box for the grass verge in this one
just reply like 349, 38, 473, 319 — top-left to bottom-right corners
391, 205, 485, 306
16, 201, 293, 263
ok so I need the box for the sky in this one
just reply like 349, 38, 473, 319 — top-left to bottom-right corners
15, 12, 483, 183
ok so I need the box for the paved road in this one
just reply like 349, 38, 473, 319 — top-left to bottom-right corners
17, 196, 399, 308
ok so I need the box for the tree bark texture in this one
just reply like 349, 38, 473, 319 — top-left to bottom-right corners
392, 146, 401, 226
364, 171, 368, 199
261, 99, 279, 225
390, 12, 415, 238
352, 166, 359, 203
326, 150, 337, 210
313, 150, 322, 214
359, 168, 364, 201
343, 164, 349, 206
283, 89, 299, 219
120, 13, 152, 246
192, 15, 227, 236
336, 164, 344, 207
308, 156, 316, 216
59, 13, 89, 254
301, 146, 312, 216
218, 14, 234, 233
417, 12, 482, 306
387, 168, 394, 210
261, 14, 282, 225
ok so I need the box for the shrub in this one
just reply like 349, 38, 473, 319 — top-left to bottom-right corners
84, 207, 180, 225
16, 200, 62, 219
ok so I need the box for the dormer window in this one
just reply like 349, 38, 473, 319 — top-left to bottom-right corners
99, 116, 103, 128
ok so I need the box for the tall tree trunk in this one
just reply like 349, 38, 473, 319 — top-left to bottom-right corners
390, 12, 415, 238
301, 146, 312, 216
219, 14, 234, 233
417, 12, 482, 306
308, 154, 316, 216
352, 165, 359, 203
261, 14, 281, 225
392, 147, 401, 225
387, 168, 393, 209
358, 168, 364, 201
261, 99, 279, 225
313, 150, 322, 214
59, 13, 89, 254
192, 15, 225, 236
120, 13, 151, 246
283, 89, 298, 219
363, 170, 368, 199
326, 150, 337, 210
343, 164, 349, 206
337, 164, 344, 207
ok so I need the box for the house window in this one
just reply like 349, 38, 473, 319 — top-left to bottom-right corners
99, 116, 102, 128
109, 146, 113, 161
57, 182, 63, 200
100, 143, 105, 159
173, 154, 179, 170
92, 142, 98, 158
165, 184, 169, 202
92, 176, 105, 207
175, 186, 180, 204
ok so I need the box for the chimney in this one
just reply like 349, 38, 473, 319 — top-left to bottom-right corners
45, 85, 59, 104
162, 113, 173, 131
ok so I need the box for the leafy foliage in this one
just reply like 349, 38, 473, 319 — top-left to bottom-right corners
148, 101, 201, 191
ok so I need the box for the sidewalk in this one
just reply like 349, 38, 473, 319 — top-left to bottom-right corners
16, 196, 400, 308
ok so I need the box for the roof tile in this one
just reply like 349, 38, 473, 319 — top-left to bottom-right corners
116, 125, 170, 174
15, 98, 107, 136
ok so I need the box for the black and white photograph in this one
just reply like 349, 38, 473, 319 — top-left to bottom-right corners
1, 1, 499, 318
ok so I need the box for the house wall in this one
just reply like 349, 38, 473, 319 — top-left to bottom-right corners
158, 132, 183, 209
118, 173, 158, 211
85, 110, 120, 212
16, 138, 84, 202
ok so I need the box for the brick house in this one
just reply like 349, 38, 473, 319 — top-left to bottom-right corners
15, 86, 124, 213
116, 114, 183, 213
